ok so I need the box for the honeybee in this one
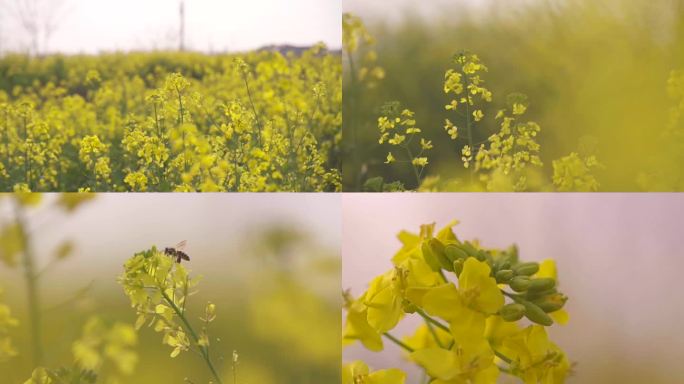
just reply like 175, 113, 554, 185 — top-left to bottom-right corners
164, 240, 190, 263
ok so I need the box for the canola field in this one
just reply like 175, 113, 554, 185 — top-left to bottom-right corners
0, 46, 341, 192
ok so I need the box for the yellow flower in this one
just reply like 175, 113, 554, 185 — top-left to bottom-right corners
412, 157, 428, 167
499, 325, 571, 384
343, 295, 383, 351
473, 109, 484, 122
342, 361, 406, 384
385, 152, 395, 164
411, 309, 498, 383
422, 258, 504, 319
444, 119, 458, 140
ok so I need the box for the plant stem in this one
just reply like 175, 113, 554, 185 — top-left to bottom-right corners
382, 332, 414, 353
14, 201, 43, 366
459, 68, 475, 182
424, 319, 445, 349
416, 309, 450, 333
241, 73, 263, 147
160, 290, 223, 384
494, 349, 513, 364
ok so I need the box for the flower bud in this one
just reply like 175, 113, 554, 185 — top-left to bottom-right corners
533, 293, 567, 313
499, 303, 525, 322
514, 262, 539, 276
525, 287, 557, 301
460, 242, 478, 257
522, 300, 553, 326
428, 238, 453, 271
528, 278, 556, 292
475, 250, 488, 262
509, 276, 530, 292
495, 269, 514, 283
421, 242, 442, 271
444, 244, 467, 261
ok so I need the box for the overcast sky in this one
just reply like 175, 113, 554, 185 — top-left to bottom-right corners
0, 0, 341, 54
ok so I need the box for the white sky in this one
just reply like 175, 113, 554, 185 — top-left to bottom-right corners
0, 0, 341, 54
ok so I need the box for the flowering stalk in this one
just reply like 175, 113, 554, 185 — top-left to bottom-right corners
343, 220, 572, 384
120, 247, 224, 384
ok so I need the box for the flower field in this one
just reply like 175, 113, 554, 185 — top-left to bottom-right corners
0, 46, 341, 192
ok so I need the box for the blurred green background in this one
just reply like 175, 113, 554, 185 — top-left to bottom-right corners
343, 0, 684, 191
0, 194, 340, 383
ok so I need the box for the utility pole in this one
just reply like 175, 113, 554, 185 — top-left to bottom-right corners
179, 0, 185, 51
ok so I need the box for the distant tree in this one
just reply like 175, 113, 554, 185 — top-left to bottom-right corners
0, 0, 70, 55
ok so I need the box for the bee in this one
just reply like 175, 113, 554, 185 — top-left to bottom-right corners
164, 240, 190, 264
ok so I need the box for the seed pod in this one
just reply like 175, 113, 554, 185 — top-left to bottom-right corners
509, 276, 530, 292
533, 293, 567, 313
445, 244, 468, 261
499, 303, 526, 322
495, 269, 515, 284
428, 238, 453, 271
522, 300, 553, 326
528, 278, 556, 292
514, 262, 539, 276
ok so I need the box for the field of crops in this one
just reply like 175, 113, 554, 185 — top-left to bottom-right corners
0, 46, 341, 192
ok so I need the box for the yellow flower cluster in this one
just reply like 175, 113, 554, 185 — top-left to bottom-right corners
0, 49, 341, 191
343, 221, 571, 383
377, 103, 431, 187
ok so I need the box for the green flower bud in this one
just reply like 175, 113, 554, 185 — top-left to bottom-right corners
499, 303, 525, 322
533, 293, 567, 313
509, 276, 530, 292
495, 269, 515, 284
460, 242, 478, 257
507, 245, 519, 262
444, 244, 468, 261
514, 262, 539, 276
421, 242, 442, 271
522, 300, 553, 326
475, 249, 488, 262
525, 287, 557, 301
428, 238, 453, 271
528, 278, 556, 292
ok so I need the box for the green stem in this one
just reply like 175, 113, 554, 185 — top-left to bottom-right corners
160, 290, 223, 384
383, 332, 414, 353
459, 68, 475, 181
494, 350, 513, 364
424, 318, 445, 349
14, 201, 43, 366
241, 73, 263, 147
416, 309, 450, 333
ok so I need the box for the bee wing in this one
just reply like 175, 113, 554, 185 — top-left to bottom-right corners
175, 240, 187, 251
